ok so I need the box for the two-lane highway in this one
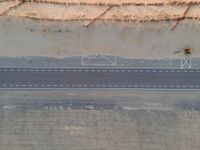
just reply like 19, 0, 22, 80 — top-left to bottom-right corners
0, 68, 200, 89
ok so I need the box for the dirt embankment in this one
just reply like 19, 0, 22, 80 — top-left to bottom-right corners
1, 0, 200, 22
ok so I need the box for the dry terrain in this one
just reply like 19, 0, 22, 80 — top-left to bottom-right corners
0, 89, 200, 150
1, 0, 200, 22
0, 0, 200, 59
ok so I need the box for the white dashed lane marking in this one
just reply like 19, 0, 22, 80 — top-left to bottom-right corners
0, 68, 200, 73
0, 68, 199, 89
0, 84, 199, 89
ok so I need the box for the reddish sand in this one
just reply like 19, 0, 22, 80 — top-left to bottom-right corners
0, 1, 199, 22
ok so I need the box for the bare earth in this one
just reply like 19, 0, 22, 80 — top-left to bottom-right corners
0, 0, 200, 58
0, 89, 200, 150
1, 0, 200, 22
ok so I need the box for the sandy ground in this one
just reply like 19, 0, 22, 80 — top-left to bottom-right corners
0, 17, 200, 59
1, 2, 200, 22
0, 1, 200, 59
0, 89, 200, 110
0, 1, 20, 14
5, 3, 186, 21
0, 90, 200, 150
7, 0, 200, 5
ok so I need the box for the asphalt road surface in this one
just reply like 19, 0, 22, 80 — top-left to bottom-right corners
0, 68, 200, 89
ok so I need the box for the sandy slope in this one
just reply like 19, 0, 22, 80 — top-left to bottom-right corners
0, 0, 200, 22
17, 0, 200, 5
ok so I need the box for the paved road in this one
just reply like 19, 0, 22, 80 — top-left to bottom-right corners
0, 68, 200, 89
